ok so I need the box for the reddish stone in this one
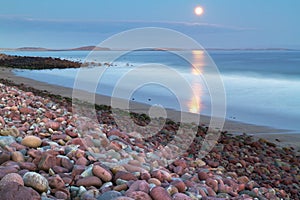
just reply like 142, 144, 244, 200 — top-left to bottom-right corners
250, 141, 262, 149
108, 141, 122, 151
0, 151, 11, 165
125, 180, 150, 195
60, 157, 73, 171
75, 157, 88, 166
173, 166, 184, 175
0, 173, 24, 188
206, 160, 219, 168
74, 149, 85, 159
44, 112, 56, 119
237, 183, 246, 192
0, 182, 41, 200
206, 187, 216, 196
19, 162, 37, 171
150, 186, 172, 200
9, 142, 26, 151
198, 188, 207, 197
237, 176, 250, 184
62, 176, 73, 185
107, 129, 129, 139
38, 153, 56, 171
281, 177, 293, 185
65, 129, 78, 137
55, 191, 68, 199
198, 171, 209, 181
0, 165, 19, 179
18, 169, 30, 177
51, 134, 67, 141
92, 165, 113, 182
126, 191, 152, 200
140, 172, 151, 181
27, 149, 42, 158
240, 160, 247, 168
55, 117, 65, 123
19, 107, 34, 115
67, 138, 87, 150
71, 165, 86, 177
184, 180, 194, 188
245, 181, 259, 190
76, 176, 102, 187
206, 178, 218, 192
48, 175, 65, 189
173, 159, 187, 168
172, 193, 193, 200
171, 180, 186, 193
1, 160, 18, 167
114, 171, 138, 182
53, 166, 69, 174
281, 165, 290, 171
0, 116, 5, 126
150, 170, 163, 182
46, 121, 60, 131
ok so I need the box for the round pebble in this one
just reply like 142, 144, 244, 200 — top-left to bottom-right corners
11, 151, 25, 162
0, 173, 24, 189
21, 136, 42, 148
23, 172, 49, 193
92, 165, 112, 182
150, 186, 172, 200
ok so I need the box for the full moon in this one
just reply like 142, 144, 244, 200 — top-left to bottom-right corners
194, 6, 204, 16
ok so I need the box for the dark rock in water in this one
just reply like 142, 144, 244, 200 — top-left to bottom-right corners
0, 182, 41, 200
0, 53, 81, 69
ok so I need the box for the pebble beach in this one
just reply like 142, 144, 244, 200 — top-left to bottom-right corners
0, 73, 299, 200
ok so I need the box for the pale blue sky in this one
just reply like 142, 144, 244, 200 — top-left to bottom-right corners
1, 0, 300, 48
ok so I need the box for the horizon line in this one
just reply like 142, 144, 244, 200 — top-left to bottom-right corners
0, 46, 299, 51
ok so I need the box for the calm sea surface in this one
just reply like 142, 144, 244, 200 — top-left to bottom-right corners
3, 50, 300, 132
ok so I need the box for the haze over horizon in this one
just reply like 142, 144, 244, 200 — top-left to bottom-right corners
1, 0, 300, 49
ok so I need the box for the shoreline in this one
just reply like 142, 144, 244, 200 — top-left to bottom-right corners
0, 66, 299, 151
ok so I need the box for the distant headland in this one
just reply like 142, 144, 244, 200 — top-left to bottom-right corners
0, 46, 298, 52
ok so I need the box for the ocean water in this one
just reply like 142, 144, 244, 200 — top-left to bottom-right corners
3, 50, 300, 132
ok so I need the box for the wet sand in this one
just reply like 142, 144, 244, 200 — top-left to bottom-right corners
1, 66, 299, 151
